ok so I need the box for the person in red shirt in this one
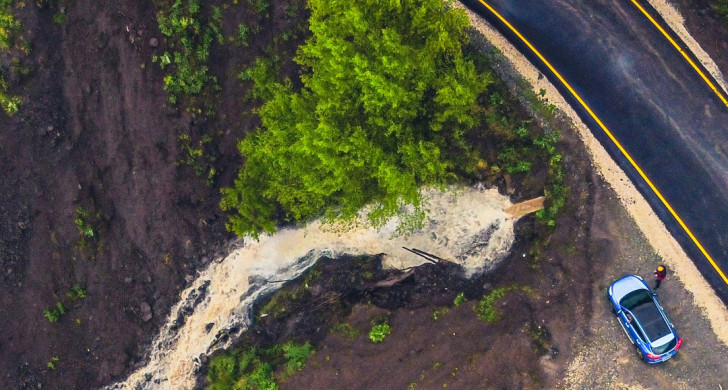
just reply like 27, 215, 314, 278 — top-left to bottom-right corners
654, 265, 667, 289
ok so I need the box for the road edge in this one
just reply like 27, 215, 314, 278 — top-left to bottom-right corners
453, 1, 728, 348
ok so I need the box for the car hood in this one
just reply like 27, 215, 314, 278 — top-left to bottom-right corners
610, 275, 647, 304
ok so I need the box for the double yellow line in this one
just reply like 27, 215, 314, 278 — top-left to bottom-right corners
474, 0, 728, 286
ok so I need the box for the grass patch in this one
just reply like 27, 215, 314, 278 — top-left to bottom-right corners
473, 285, 534, 323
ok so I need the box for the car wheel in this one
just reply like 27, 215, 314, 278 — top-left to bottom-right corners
635, 346, 644, 361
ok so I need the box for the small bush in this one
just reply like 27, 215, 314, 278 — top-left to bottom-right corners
369, 323, 391, 343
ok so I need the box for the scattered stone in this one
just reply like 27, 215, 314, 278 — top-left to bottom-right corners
145, 275, 152, 283
149, 37, 158, 47
311, 284, 323, 297
16, 221, 28, 230
140, 302, 153, 322
124, 277, 132, 284
200, 256, 209, 264
185, 274, 194, 283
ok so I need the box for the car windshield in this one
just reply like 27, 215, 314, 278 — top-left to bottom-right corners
653, 338, 677, 355
620, 290, 671, 342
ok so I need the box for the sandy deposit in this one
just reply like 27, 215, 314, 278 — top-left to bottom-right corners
454, 0, 728, 350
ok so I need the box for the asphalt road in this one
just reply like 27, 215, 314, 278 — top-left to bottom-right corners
462, 0, 728, 303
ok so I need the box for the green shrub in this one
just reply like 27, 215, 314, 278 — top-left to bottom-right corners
453, 292, 466, 307
47, 355, 59, 370
52, 12, 66, 24
369, 323, 391, 344
43, 302, 67, 324
66, 284, 87, 300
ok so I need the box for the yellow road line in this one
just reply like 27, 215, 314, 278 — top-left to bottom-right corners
630, 0, 728, 109
475, 0, 728, 286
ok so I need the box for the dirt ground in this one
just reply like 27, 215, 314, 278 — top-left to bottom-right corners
0, 1, 307, 389
2, 0, 728, 389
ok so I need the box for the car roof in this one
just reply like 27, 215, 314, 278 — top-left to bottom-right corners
630, 297, 672, 342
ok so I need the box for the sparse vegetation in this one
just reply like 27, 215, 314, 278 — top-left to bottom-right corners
152, 0, 224, 112
176, 133, 218, 185
52, 11, 66, 25
474, 285, 519, 323
331, 322, 359, 340
453, 292, 466, 307
0, 0, 22, 115
432, 307, 449, 321
47, 355, 60, 370
43, 302, 67, 324
74, 206, 102, 248
716, 0, 728, 22
66, 284, 87, 300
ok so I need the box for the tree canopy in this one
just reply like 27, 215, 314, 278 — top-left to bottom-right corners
221, 0, 492, 238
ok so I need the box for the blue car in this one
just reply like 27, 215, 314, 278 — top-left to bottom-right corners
607, 275, 682, 363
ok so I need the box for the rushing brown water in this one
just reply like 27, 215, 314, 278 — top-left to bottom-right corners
107, 186, 518, 389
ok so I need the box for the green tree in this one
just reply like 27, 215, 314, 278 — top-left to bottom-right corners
221, 0, 492, 238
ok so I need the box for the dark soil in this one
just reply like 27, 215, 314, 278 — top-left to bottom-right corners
0, 1, 308, 389
1, 0, 726, 389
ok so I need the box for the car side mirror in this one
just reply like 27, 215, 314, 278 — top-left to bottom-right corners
652, 292, 658, 297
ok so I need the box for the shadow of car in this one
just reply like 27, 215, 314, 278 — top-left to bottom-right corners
607, 275, 682, 363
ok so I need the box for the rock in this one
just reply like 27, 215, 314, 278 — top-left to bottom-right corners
124, 277, 132, 284
145, 275, 152, 283
200, 256, 209, 264
16, 221, 28, 230
149, 37, 159, 47
140, 302, 153, 322
185, 274, 194, 283
311, 284, 323, 297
